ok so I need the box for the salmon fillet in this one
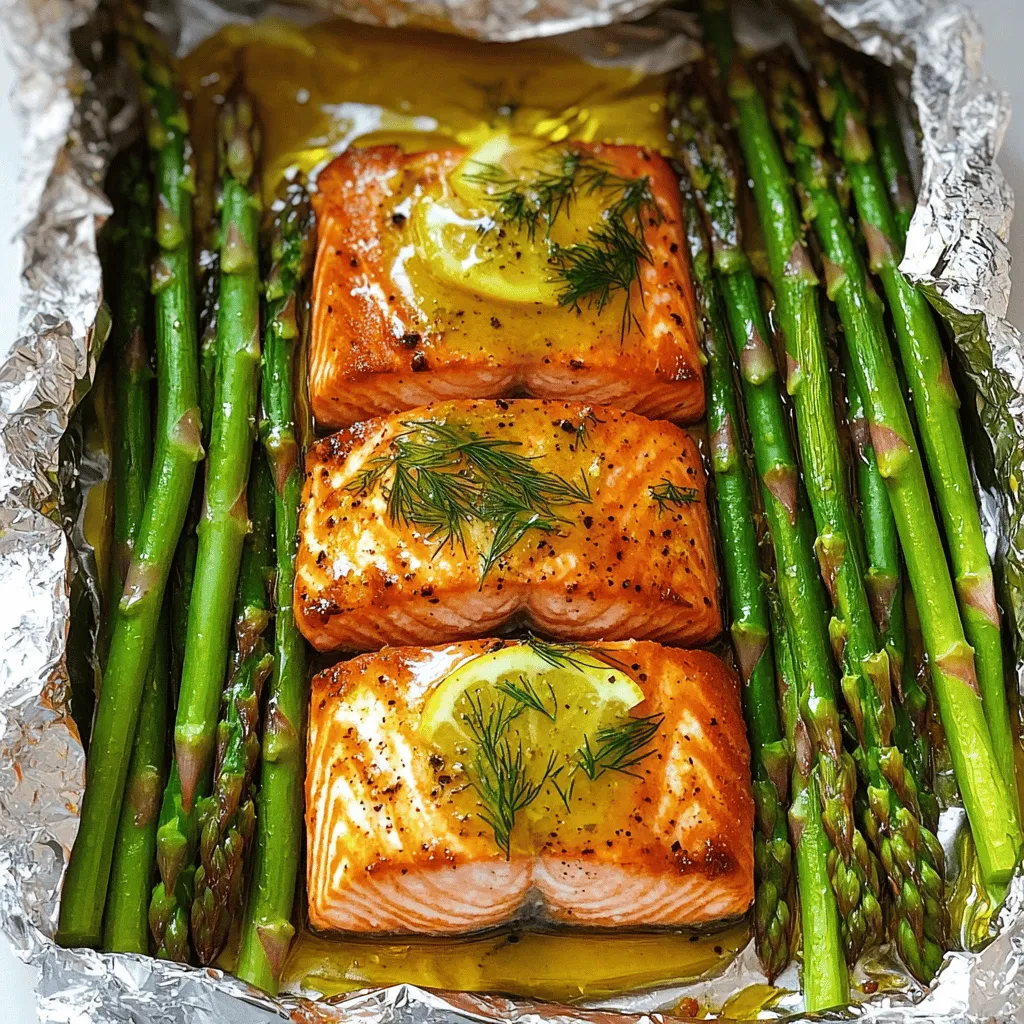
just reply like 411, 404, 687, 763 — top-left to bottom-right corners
309, 144, 704, 428
295, 400, 721, 652
306, 640, 754, 934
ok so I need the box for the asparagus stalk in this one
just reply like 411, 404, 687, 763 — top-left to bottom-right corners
810, 47, 1018, 800
867, 88, 916, 244
669, 81, 880, 979
769, 584, 848, 1009
99, 150, 168, 954
237, 179, 315, 994
678, 169, 794, 981
174, 92, 263, 811
840, 343, 937, 830
170, 218, 220, 687
767, 61, 951, 981
191, 454, 275, 965
149, 763, 197, 962
57, 15, 202, 949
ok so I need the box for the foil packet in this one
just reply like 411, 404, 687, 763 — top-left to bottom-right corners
2, 0, 1023, 1021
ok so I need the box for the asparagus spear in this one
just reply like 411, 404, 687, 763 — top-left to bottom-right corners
767, 61, 951, 981
174, 91, 263, 811
191, 454, 275, 965
810, 47, 1018, 800
170, 218, 220, 687
149, 762, 197, 962
867, 88, 916, 243
237, 178, 315, 994
678, 169, 793, 981
839, 343, 937, 830
149, 199, 223, 963
57, 15, 202, 949
669, 81, 880, 981
769, 583, 848, 1009
99, 150, 168, 955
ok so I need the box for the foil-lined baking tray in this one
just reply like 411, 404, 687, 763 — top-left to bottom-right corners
2, 0, 1023, 1020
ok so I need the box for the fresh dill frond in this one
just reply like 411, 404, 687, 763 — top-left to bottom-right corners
347, 419, 591, 582
575, 714, 665, 782
463, 148, 662, 339
495, 674, 557, 721
463, 150, 584, 242
522, 634, 604, 673
573, 409, 601, 450
461, 690, 559, 858
550, 175, 662, 340
649, 479, 699, 513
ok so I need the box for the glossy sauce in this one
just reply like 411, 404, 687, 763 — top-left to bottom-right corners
181, 19, 748, 1000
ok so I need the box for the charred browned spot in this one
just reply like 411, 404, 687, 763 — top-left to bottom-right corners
793, 716, 814, 778
861, 221, 896, 272
822, 255, 846, 299
731, 622, 768, 684
762, 742, 791, 805
710, 413, 737, 471
172, 406, 204, 460
814, 532, 844, 605
868, 421, 911, 476
935, 356, 960, 408
784, 240, 817, 284
848, 414, 870, 458
763, 465, 798, 525
785, 352, 801, 394
126, 325, 149, 377
127, 766, 162, 828
121, 558, 160, 612
936, 642, 981, 696
740, 325, 776, 384
257, 918, 296, 983
866, 570, 897, 634
958, 571, 1000, 627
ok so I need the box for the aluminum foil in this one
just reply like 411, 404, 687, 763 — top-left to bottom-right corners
2, 0, 1024, 1021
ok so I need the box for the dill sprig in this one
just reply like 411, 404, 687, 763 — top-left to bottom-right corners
576, 714, 665, 782
649, 479, 699, 513
521, 634, 625, 674
461, 690, 559, 858
347, 420, 591, 582
550, 175, 662, 339
463, 148, 662, 339
495, 675, 557, 721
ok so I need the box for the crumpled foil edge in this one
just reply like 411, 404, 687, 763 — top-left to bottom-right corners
1, 0, 1024, 1021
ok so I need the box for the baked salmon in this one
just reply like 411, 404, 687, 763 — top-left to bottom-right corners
295, 399, 721, 652
306, 639, 754, 935
309, 141, 704, 429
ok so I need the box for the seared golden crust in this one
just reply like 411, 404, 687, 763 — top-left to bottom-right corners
295, 399, 721, 652
306, 640, 754, 934
310, 144, 704, 428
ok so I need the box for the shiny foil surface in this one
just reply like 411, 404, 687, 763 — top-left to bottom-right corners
1, 0, 1023, 1021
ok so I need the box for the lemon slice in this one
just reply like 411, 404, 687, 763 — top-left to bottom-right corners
420, 642, 648, 856
411, 135, 565, 305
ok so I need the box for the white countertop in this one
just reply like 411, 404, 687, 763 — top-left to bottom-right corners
1, 1, 1022, 1020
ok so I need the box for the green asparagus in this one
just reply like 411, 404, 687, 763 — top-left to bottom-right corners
767, 60, 951, 981
769, 583, 848, 1009
191, 454, 275, 966
149, 762, 198, 962
867, 87, 916, 243
670, 79, 879, 987
174, 91, 263, 811
811, 45, 1018, 800
677, 166, 793, 981
57, 13, 202, 949
100, 150, 169, 955
839, 343, 937, 830
237, 178, 315, 994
